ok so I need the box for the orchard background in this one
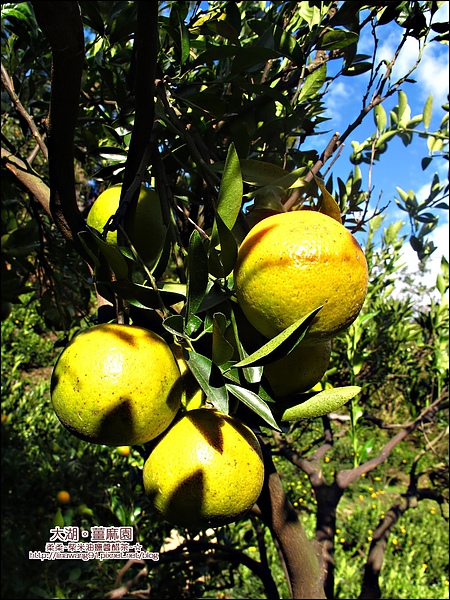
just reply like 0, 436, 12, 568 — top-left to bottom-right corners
1, 2, 448, 599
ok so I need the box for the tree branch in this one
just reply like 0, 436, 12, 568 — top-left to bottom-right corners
1, 63, 49, 161
337, 395, 446, 489
31, 1, 90, 262
111, 1, 159, 234
1, 147, 51, 218
155, 540, 280, 599
256, 441, 326, 599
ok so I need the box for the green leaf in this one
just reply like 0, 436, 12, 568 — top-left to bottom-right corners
231, 46, 280, 73
212, 313, 235, 366
248, 167, 309, 202
427, 135, 443, 153
105, 281, 185, 310
247, 20, 303, 64
86, 228, 129, 280
216, 143, 243, 231
342, 62, 372, 76
298, 2, 327, 29
298, 64, 327, 103
421, 157, 433, 170
205, 19, 240, 45
317, 29, 359, 51
238, 159, 290, 186
184, 350, 229, 413
374, 104, 387, 132
232, 307, 323, 369
185, 314, 203, 337
1, 2, 34, 24
229, 309, 264, 385
185, 230, 209, 329
163, 314, 185, 337
226, 384, 280, 430
179, 20, 190, 65
209, 213, 238, 279
191, 45, 239, 66
312, 174, 342, 224
397, 90, 408, 122
238, 82, 296, 115
53, 508, 65, 528
79, 1, 105, 35
1, 220, 40, 257
281, 386, 361, 421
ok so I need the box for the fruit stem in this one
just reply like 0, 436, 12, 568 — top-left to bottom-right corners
117, 223, 170, 320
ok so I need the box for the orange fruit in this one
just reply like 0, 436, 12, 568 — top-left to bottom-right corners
56, 490, 71, 505
86, 184, 167, 267
264, 340, 332, 397
51, 324, 182, 446
143, 408, 264, 529
117, 446, 131, 456
234, 210, 368, 342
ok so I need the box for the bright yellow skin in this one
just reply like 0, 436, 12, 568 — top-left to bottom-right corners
51, 324, 182, 446
86, 184, 167, 267
143, 408, 264, 530
234, 210, 368, 342
264, 340, 332, 398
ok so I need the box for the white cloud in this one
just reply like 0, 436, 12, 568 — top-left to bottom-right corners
394, 216, 448, 301
415, 46, 449, 106
323, 81, 352, 124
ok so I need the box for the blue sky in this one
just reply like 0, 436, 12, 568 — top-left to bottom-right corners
300, 2, 449, 294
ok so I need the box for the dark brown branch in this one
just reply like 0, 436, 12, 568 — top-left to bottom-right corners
272, 394, 447, 598
113, 1, 159, 231
250, 515, 280, 599
272, 429, 341, 598
283, 133, 341, 211
359, 494, 417, 600
272, 430, 326, 488
105, 560, 148, 599
256, 441, 326, 599
31, 1, 90, 262
337, 395, 446, 489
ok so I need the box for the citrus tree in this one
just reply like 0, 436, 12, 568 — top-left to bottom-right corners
1, 2, 448, 599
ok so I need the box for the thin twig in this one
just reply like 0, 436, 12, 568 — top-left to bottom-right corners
1, 63, 49, 161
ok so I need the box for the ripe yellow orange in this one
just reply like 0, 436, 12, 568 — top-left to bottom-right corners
117, 446, 131, 456
56, 490, 71, 505
86, 184, 167, 267
171, 344, 206, 411
143, 408, 264, 529
264, 340, 332, 397
51, 324, 182, 446
234, 210, 368, 342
